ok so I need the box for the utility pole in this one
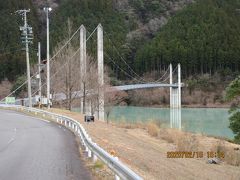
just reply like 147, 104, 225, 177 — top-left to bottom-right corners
16, 9, 33, 107
44, 7, 52, 109
38, 42, 42, 98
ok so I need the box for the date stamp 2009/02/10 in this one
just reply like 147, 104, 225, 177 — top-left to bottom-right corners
167, 151, 225, 159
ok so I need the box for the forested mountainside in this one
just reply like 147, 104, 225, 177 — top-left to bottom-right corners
135, 0, 240, 77
0, 0, 39, 82
48, 0, 194, 79
1, 0, 240, 83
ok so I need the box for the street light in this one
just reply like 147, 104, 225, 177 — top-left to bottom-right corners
43, 7, 52, 109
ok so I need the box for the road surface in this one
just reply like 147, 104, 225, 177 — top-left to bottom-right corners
0, 109, 93, 180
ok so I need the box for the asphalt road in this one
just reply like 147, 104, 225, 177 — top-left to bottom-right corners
0, 109, 93, 180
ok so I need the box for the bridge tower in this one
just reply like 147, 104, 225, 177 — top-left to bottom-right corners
169, 63, 182, 129
79, 24, 104, 121
169, 64, 181, 108
80, 25, 87, 114
97, 24, 104, 121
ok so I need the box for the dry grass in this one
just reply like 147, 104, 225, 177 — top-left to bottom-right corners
158, 129, 200, 151
117, 121, 145, 129
176, 134, 199, 151
212, 140, 240, 166
159, 129, 175, 143
147, 122, 159, 137
115, 119, 162, 137
225, 150, 240, 166
93, 160, 105, 170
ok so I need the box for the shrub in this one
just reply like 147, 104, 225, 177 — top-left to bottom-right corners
93, 160, 104, 169
176, 134, 199, 151
159, 129, 174, 143
147, 122, 159, 137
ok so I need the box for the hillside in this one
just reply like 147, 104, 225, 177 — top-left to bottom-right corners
135, 0, 240, 77
0, 0, 39, 82
0, 0, 197, 83
1, 0, 240, 98
48, 0, 194, 79
49, 0, 240, 80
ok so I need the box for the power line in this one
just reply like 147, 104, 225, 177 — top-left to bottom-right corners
31, 48, 80, 97
0, 26, 82, 103
33, 25, 98, 98
49, 26, 81, 64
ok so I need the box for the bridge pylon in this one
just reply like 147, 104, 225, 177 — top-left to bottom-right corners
170, 64, 181, 109
97, 24, 104, 121
80, 25, 87, 114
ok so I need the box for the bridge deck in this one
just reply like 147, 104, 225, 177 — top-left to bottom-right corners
112, 83, 183, 91
13, 83, 184, 103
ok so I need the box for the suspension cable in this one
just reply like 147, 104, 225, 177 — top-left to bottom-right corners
104, 32, 147, 83
152, 65, 170, 83
105, 53, 144, 83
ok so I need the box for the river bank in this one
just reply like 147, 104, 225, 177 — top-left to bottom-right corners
48, 108, 240, 180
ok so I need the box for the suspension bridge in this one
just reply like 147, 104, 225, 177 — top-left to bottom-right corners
1, 24, 183, 128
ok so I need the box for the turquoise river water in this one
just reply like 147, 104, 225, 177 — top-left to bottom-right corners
106, 106, 234, 139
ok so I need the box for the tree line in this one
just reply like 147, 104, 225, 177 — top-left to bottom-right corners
134, 0, 240, 77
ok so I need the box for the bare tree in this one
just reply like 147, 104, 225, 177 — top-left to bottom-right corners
104, 87, 128, 123
51, 40, 80, 109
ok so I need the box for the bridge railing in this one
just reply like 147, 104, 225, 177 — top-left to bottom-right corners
0, 105, 142, 180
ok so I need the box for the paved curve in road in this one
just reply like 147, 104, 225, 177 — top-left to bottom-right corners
0, 109, 93, 180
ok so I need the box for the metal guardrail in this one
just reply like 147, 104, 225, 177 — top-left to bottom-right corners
0, 105, 143, 180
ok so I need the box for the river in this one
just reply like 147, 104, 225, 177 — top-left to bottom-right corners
106, 106, 234, 139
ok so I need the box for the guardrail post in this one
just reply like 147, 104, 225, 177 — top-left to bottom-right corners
93, 154, 98, 162
114, 157, 120, 180
85, 146, 89, 153
88, 149, 92, 158
115, 175, 120, 180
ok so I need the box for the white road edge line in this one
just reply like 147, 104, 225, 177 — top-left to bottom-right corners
7, 128, 17, 144
13, 113, 50, 123
41, 119, 50, 123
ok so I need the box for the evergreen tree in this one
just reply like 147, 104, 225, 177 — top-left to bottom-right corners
226, 76, 240, 143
